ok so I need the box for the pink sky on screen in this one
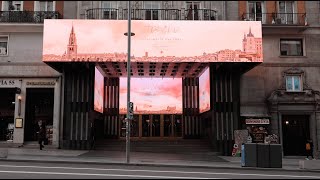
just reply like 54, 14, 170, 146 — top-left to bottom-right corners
199, 68, 210, 113
119, 78, 182, 114
43, 20, 262, 57
94, 67, 104, 113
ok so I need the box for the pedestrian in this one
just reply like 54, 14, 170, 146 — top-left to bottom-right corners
306, 139, 315, 160
38, 123, 46, 150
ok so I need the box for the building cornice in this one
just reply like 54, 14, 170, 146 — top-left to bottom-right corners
0, 23, 43, 33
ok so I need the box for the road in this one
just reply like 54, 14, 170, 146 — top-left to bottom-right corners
0, 161, 319, 179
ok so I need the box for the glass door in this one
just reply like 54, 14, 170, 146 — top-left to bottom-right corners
247, 1, 265, 23
186, 1, 200, 20
163, 115, 171, 137
120, 114, 139, 137
152, 114, 161, 137
144, 1, 161, 20
173, 115, 182, 137
278, 1, 294, 24
142, 114, 151, 137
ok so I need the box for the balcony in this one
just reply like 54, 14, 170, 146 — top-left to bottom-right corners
0, 11, 62, 23
85, 8, 217, 21
241, 13, 307, 26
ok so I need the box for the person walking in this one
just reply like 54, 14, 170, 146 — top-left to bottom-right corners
38, 123, 46, 150
306, 139, 315, 160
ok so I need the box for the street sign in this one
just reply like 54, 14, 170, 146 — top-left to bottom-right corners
128, 102, 134, 120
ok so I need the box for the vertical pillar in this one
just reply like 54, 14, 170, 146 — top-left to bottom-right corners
52, 77, 61, 147
13, 80, 25, 144
104, 77, 120, 138
62, 63, 94, 150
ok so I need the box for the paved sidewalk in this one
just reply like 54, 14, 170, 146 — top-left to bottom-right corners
0, 147, 318, 172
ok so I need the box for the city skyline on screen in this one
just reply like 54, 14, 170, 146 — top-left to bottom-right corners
43, 20, 263, 63
119, 77, 182, 114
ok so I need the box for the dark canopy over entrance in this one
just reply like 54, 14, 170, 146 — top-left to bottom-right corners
42, 20, 263, 154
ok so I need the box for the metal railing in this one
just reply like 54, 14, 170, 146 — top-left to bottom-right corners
183, 9, 217, 20
85, 8, 217, 21
241, 13, 307, 25
122, 9, 182, 20
0, 11, 62, 23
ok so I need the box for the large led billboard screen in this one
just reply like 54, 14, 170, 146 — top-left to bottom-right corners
119, 78, 182, 114
94, 67, 104, 113
199, 67, 210, 113
43, 20, 263, 63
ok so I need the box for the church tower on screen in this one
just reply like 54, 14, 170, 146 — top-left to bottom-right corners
242, 27, 262, 56
67, 24, 77, 58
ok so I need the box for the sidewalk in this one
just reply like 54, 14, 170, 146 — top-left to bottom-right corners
0, 147, 318, 172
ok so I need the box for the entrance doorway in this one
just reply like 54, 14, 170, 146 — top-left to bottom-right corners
282, 115, 310, 156
120, 114, 182, 139
0, 88, 16, 142
24, 88, 54, 143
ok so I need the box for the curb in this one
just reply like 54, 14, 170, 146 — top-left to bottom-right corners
1, 157, 320, 173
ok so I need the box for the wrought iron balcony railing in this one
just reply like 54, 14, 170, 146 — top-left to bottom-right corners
241, 13, 307, 26
183, 8, 217, 20
0, 11, 62, 23
85, 8, 217, 21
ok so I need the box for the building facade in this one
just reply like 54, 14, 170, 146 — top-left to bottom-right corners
0, 1, 319, 157
238, 1, 320, 156
0, 1, 63, 147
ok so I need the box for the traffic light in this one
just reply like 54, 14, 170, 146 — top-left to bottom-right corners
129, 102, 133, 114
128, 102, 134, 120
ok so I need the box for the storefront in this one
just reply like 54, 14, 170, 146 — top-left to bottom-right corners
244, 118, 273, 143
0, 78, 61, 147
0, 79, 22, 144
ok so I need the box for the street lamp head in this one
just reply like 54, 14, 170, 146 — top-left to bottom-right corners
124, 32, 135, 36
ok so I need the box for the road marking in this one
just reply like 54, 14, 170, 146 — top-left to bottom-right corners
0, 170, 214, 179
0, 164, 318, 179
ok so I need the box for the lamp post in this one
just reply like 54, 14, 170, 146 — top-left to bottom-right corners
124, 1, 135, 164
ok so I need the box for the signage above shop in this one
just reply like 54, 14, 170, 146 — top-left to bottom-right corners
0, 79, 20, 88
26, 81, 55, 86
245, 118, 270, 125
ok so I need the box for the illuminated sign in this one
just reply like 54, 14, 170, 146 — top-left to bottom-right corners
245, 119, 270, 125
120, 77, 182, 114
94, 67, 104, 113
43, 20, 263, 63
199, 67, 210, 113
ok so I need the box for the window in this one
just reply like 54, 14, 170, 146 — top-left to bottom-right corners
286, 75, 302, 91
0, 36, 8, 56
144, 1, 161, 20
186, 1, 200, 20
101, 1, 118, 19
280, 39, 303, 56
2, 1, 23, 11
38, 1, 54, 11
248, 1, 263, 21
278, 1, 295, 24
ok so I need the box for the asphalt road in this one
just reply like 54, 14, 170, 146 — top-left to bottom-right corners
0, 161, 319, 179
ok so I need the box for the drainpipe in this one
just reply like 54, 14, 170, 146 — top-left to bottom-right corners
221, 1, 226, 20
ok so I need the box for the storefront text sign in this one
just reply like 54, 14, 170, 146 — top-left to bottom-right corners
0, 79, 19, 88
26, 82, 55, 86
245, 118, 270, 125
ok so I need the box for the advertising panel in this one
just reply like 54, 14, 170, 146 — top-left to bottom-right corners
119, 77, 182, 114
43, 20, 263, 63
199, 67, 210, 113
94, 67, 104, 113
